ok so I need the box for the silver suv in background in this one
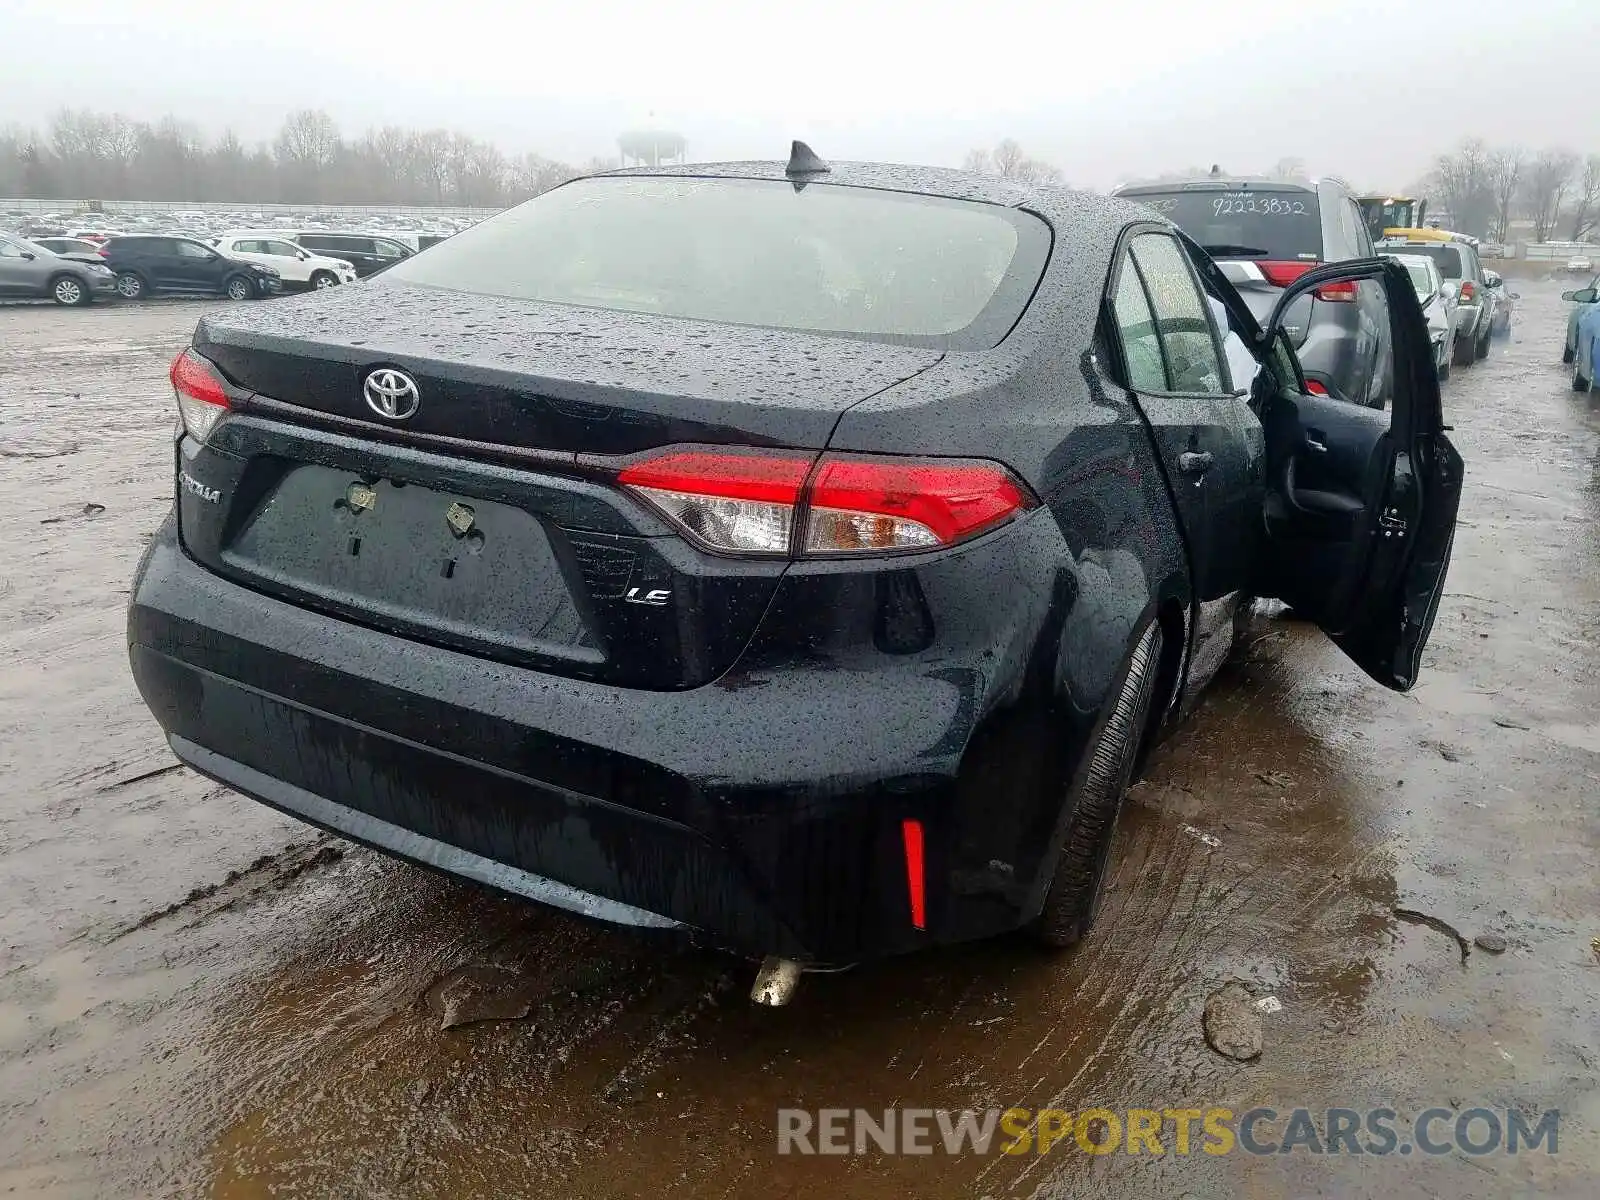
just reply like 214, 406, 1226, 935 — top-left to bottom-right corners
1114, 174, 1391, 408
0, 233, 118, 305
1377, 236, 1495, 369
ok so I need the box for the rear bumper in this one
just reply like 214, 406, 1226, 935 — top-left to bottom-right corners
129, 510, 1095, 963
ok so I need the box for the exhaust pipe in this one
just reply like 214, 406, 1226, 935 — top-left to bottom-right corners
750, 956, 804, 1007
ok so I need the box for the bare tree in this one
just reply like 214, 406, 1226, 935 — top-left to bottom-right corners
992, 139, 1026, 179
1429, 139, 1495, 237
964, 139, 1063, 185
1568, 155, 1600, 241
274, 109, 338, 170
1487, 147, 1525, 242
274, 109, 339, 200
1525, 149, 1579, 241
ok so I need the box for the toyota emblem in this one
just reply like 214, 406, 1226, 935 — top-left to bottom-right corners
362, 367, 420, 420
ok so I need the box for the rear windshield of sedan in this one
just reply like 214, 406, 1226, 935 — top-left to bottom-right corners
1390, 257, 1435, 300
382, 176, 1051, 349
1387, 243, 1464, 280
1121, 188, 1323, 261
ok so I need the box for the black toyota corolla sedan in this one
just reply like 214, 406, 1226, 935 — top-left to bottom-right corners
128, 147, 1461, 992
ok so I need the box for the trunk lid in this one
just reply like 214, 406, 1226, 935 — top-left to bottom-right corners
179, 289, 943, 690
194, 282, 945, 454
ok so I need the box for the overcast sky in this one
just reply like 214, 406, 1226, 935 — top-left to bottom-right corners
5, 0, 1596, 189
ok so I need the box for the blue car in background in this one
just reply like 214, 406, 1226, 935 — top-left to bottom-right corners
1574, 293, 1600, 392
1563, 277, 1599, 368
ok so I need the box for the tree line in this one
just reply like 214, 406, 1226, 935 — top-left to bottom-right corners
1428, 140, 1600, 243
0, 108, 599, 208
962, 139, 1064, 185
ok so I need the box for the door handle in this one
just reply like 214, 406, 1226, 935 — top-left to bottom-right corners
1177, 450, 1214, 475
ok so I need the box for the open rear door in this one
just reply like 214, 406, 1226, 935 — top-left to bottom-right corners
1254, 258, 1463, 691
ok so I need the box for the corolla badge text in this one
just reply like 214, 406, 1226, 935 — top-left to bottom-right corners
180, 471, 220, 503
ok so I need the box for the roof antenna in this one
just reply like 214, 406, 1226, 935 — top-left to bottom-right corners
786, 141, 830, 176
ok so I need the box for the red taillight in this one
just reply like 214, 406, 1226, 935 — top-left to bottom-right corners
1255, 260, 1319, 287
616, 449, 812, 555
170, 348, 230, 443
1305, 379, 1329, 396
901, 818, 927, 931
1257, 261, 1353, 301
97, 247, 109, 258
803, 454, 1030, 552
1458, 280, 1475, 302
616, 447, 1036, 558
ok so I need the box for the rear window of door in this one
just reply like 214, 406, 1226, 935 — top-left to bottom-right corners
1123, 187, 1323, 262
296, 235, 334, 251
371, 239, 408, 259
1110, 258, 1168, 392
262, 239, 302, 257
1129, 233, 1227, 393
175, 240, 214, 258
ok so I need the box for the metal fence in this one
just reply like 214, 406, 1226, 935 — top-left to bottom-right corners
0, 197, 504, 224
1521, 241, 1595, 262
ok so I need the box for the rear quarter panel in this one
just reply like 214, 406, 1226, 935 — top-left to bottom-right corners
825, 198, 1191, 924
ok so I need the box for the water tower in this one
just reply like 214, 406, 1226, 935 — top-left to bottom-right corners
618, 115, 687, 168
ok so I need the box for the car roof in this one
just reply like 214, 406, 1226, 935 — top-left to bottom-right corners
1383, 252, 1438, 269
1115, 175, 1323, 194
596, 159, 1148, 248
216, 229, 302, 239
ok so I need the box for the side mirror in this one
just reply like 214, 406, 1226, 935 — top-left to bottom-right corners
1440, 282, 1460, 301
297, 250, 310, 259
1573, 288, 1599, 304
1562, 291, 1577, 301
21, 251, 35, 260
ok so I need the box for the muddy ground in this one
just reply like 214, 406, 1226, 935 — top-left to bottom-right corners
1, 284, 1597, 1199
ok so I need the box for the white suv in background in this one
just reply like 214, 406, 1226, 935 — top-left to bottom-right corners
209, 232, 358, 290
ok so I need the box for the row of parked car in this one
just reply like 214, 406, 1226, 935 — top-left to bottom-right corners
1112, 174, 1512, 405
0, 227, 429, 306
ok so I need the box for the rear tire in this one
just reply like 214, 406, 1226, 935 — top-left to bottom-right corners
1562, 345, 1575, 365
1474, 326, 1491, 361
310, 270, 338, 290
1576, 372, 1592, 393
1033, 621, 1164, 948
224, 274, 255, 301
1437, 357, 1451, 384
50, 274, 90, 306
114, 271, 146, 301
1451, 333, 1475, 368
